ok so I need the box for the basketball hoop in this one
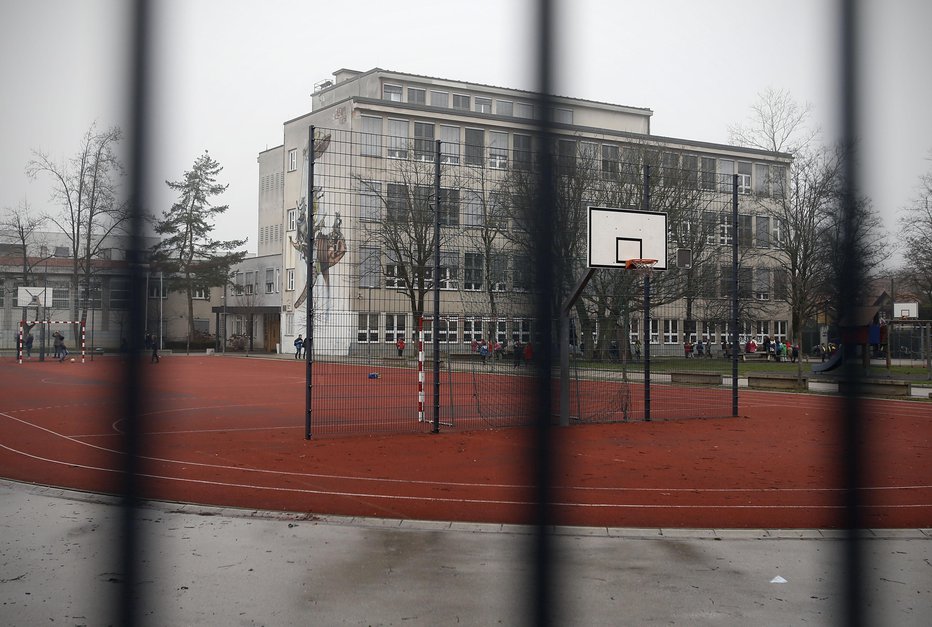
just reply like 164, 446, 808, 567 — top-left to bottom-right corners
624, 258, 658, 274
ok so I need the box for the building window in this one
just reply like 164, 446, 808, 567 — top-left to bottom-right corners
580, 142, 598, 166
662, 319, 678, 344
110, 279, 129, 309
681, 154, 698, 188
496, 100, 513, 116
387, 183, 408, 222
407, 87, 425, 105
488, 131, 508, 169
515, 102, 534, 119
514, 134, 532, 170
385, 260, 406, 289
515, 318, 531, 344
452, 94, 470, 110
440, 125, 460, 164
718, 159, 734, 192
286, 269, 295, 291
475, 97, 492, 113
384, 314, 406, 343
464, 128, 484, 166
287, 208, 296, 231
737, 161, 752, 194
275, 269, 281, 293
463, 190, 482, 227
772, 166, 787, 197
387, 119, 408, 159
463, 318, 483, 343
360, 115, 382, 157
737, 214, 752, 247
288, 149, 297, 172
148, 282, 166, 299
436, 251, 458, 290
464, 253, 483, 291
774, 320, 788, 342
738, 267, 753, 299
266, 268, 275, 294
754, 163, 770, 195
557, 139, 576, 173
774, 269, 789, 300
359, 181, 381, 221
357, 313, 379, 343
601, 144, 619, 179
553, 108, 573, 124
414, 122, 435, 161
52, 284, 70, 309
719, 265, 733, 298
755, 267, 770, 301
489, 255, 507, 292
440, 188, 459, 226
192, 286, 210, 300
700, 156, 716, 191
513, 254, 531, 291
756, 215, 771, 247
382, 83, 402, 101
702, 321, 717, 344
428, 90, 448, 107
360, 246, 381, 288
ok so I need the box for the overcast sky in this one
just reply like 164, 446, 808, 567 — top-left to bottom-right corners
2, 0, 930, 267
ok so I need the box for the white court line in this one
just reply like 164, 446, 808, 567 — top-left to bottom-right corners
2, 411, 930, 496
1, 442, 929, 511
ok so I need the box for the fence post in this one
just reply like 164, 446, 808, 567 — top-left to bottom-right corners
731, 173, 739, 417
432, 139, 442, 434
305, 125, 315, 440
642, 164, 652, 422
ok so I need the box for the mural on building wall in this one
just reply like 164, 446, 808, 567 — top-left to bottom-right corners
289, 130, 354, 354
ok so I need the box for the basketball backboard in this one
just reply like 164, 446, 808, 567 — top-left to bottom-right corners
17, 287, 47, 307
587, 206, 667, 270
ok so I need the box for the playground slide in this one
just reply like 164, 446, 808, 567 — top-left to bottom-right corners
811, 349, 843, 373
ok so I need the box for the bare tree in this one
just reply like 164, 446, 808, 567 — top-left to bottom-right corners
0, 201, 50, 298
898, 166, 932, 309
356, 157, 457, 330
26, 124, 129, 341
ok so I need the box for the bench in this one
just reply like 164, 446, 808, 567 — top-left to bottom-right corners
838, 378, 912, 397
747, 373, 809, 391
670, 371, 723, 386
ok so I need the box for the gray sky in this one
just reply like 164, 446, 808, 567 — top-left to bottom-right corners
2, 0, 930, 266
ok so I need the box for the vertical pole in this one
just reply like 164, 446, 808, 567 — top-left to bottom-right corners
642, 164, 651, 422
731, 174, 739, 417
18, 323, 23, 364
418, 317, 425, 423
159, 272, 163, 350
305, 125, 315, 440
432, 139, 442, 434
559, 313, 569, 426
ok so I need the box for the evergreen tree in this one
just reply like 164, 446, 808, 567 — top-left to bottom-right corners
151, 151, 246, 352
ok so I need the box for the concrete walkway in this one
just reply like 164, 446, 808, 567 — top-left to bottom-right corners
1, 479, 929, 626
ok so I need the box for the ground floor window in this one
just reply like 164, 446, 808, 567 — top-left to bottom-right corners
514, 318, 531, 344
756, 320, 771, 342
384, 314, 406, 343
463, 317, 483, 343
649, 319, 660, 344
357, 313, 379, 343
774, 320, 788, 342
663, 319, 679, 344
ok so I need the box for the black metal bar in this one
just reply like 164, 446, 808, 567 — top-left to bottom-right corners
642, 164, 651, 422
731, 174, 739, 416
532, 0, 556, 622
120, 1, 151, 624
432, 139, 441, 434
305, 125, 315, 440
839, 1, 866, 624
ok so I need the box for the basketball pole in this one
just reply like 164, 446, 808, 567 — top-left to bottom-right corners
642, 165, 652, 422
560, 268, 595, 427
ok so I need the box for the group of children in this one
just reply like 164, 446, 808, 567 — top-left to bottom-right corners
20, 331, 70, 362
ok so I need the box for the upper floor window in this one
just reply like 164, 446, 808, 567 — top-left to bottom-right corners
737, 161, 752, 194
754, 163, 770, 195
496, 100, 513, 116
464, 128, 484, 166
514, 102, 534, 119
430, 91, 449, 107
192, 286, 210, 300
700, 156, 716, 191
287, 208, 296, 231
475, 97, 492, 114
553, 108, 573, 124
360, 115, 382, 157
407, 87, 426, 105
488, 131, 508, 169
287, 148, 297, 172
383, 83, 402, 101
440, 125, 460, 164
601, 144, 619, 179
387, 119, 408, 159
414, 122, 435, 161
514, 134, 532, 171
452, 94, 470, 110
718, 159, 735, 192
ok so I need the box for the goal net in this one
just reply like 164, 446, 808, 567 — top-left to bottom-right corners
18, 319, 86, 364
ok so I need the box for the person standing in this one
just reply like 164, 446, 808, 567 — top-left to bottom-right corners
151, 337, 160, 364
294, 335, 303, 360
52, 331, 63, 360
58, 335, 69, 362
24, 333, 34, 358
395, 337, 405, 357
523, 340, 533, 366
512, 339, 523, 368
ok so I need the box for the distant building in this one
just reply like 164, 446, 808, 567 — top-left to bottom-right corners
258, 67, 793, 357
